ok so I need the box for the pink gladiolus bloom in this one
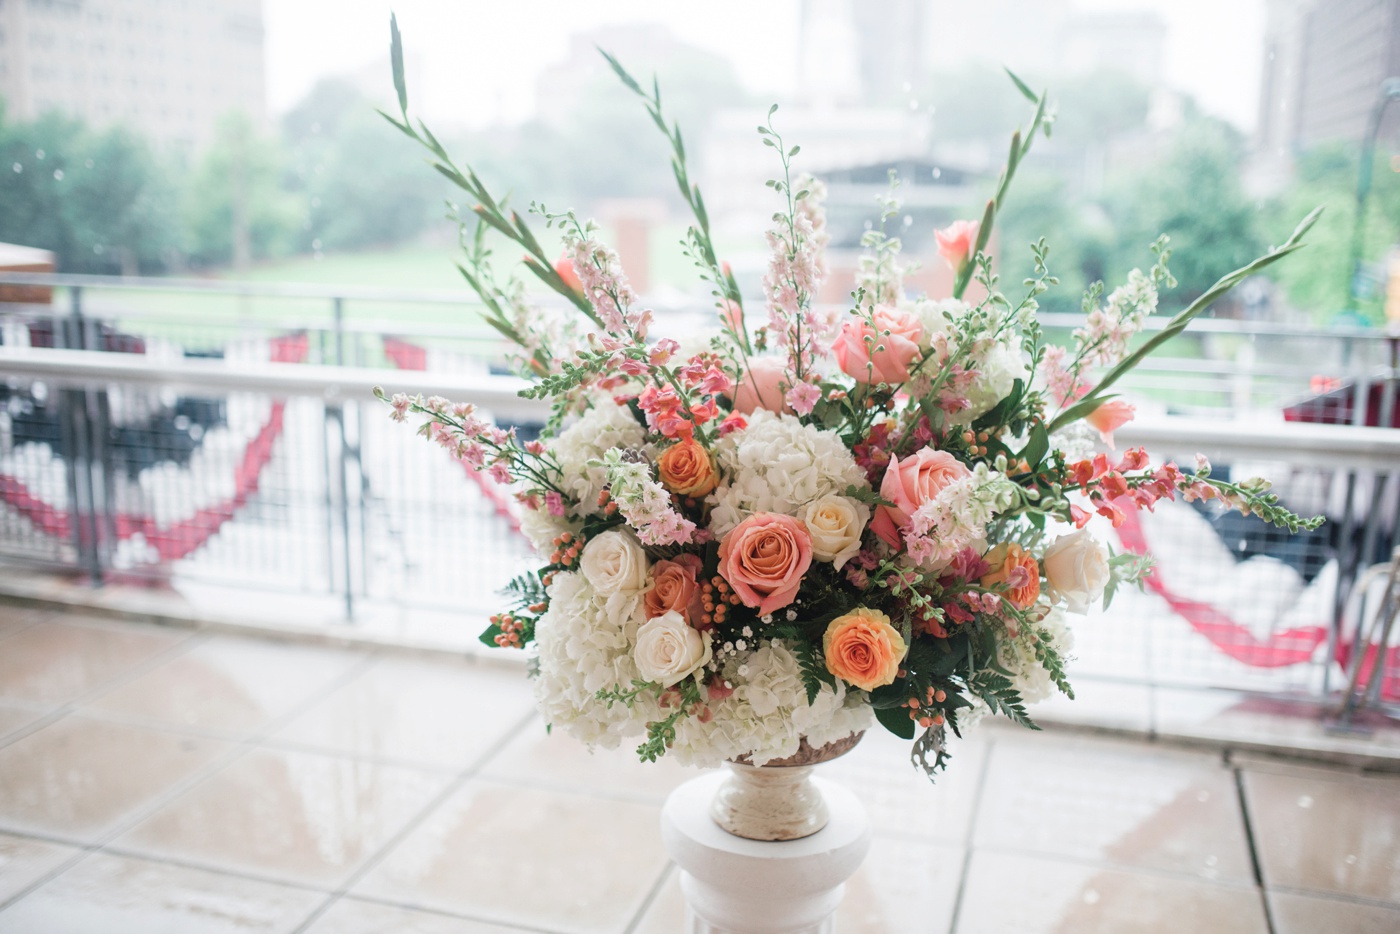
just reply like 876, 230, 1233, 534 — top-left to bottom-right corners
1085, 399, 1135, 449
488, 462, 511, 485
1070, 504, 1092, 528
650, 339, 680, 366
935, 219, 979, 271
554, 254, 583, 294
719, 299, 745, 335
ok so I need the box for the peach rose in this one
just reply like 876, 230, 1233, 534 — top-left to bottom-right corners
980, 543, 1041, 610
644, 554, 704, 625
717, 512, 813, 617
833, 305, 923, 385
732, 355, 791, 415
822, 607, 907, 691
935, 219, 979, 271
1085, 399, 1135, 449
657, 436, 718, 497
870, 448, 973, 549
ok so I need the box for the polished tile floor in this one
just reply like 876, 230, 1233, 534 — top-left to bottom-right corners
0, 606, 1398, 933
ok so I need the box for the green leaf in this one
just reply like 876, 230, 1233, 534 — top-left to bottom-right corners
1004, 67, 1039, 104
389, 14, 408, 115
875, 704, 916, 740
1019, 422, 1049, 470
478, 626, 499, 648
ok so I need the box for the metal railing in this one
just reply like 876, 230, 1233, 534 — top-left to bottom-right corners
2, 272, 1399, 714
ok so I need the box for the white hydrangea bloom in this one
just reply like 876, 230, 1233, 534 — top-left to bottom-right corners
669, 639, 873, 768
532, 571, 657, 747
550, 398, 647, 518
707, 411, 868, 538
518, 503, 579, 554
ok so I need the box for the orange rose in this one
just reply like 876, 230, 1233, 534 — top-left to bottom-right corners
822, 608, 907, 691
644, 555, 704, 626
657, 436, 718, 497
980, 543, 1041, 610
717, 513, 812, 617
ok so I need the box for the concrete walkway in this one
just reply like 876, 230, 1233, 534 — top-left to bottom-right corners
0, 605, 1398, 933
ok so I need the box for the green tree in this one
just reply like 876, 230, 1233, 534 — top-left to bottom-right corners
0, 106, 178, 273
1100, 114, 1262, 303
183, 112, 302, 269
1265, 142, 1400, 324
283, 79, 447, 251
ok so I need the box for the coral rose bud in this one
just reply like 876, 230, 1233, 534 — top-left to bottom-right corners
935, 219, 979, 271
1085, 399, 1136, 449
833, 305, 923, 385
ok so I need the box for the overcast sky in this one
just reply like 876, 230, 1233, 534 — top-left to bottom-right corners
264, 0, 1265, 130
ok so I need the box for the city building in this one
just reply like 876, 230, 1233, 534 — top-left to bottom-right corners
0, 0, 266, 152
1258, 0, 1400, 155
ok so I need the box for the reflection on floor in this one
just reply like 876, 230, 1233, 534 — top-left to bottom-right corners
0, 605, 1397, 933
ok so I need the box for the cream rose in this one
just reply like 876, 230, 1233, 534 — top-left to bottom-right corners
1042, 530, 1110, 613
579, 529, 649, 596
800, 495, 870, 570
634, 611, 713, 686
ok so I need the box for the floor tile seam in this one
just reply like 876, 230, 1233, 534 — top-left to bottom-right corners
41, 625, 215, 707
469, 769, 678, 808
0, 649, 390, 910
287, 706, 541, 934
309, 888, 573, 934
71, 842, 340, 897
968, 839, 1264, 889
623, 861, 677, 934
945, 740, 994, 934
1263, 884, 1400, 910
251, 734, 466, 775
62, 647, 388, 750
0, 617, 46, 644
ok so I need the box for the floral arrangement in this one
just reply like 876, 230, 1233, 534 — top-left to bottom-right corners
376, 19, 1322, 777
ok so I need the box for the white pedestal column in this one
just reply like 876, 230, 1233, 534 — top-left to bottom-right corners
661, 771, 872, 934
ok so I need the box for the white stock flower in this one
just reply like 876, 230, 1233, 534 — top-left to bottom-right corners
707, 411, 868, 538
906, 297, 1027, 423
634, 611, 712, 686
800, 494, 870, 569
579, 529, 649, 596
551, 398, 647, 517
1043, 530, 1110, 613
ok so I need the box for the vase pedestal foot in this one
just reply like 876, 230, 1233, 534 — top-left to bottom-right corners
661, 771, 871, 934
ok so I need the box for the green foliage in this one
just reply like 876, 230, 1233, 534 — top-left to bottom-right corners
1265, 142, 1400, 324
284, 79, 446, 251
1101, 116, 1262, 301
772, 625, 836, 704
0, 110, 179, 273
183, 112, 303, 267
969, 670, 1038, 730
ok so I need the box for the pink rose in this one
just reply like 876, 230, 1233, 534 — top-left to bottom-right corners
870, 448, 972, 549
1085, 399, 1135, 449
644, 554, 705, 627
935, 219, 979, 271
733, 355, 791, 415
833, 305, 924, 385
718, 513, 813, 616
